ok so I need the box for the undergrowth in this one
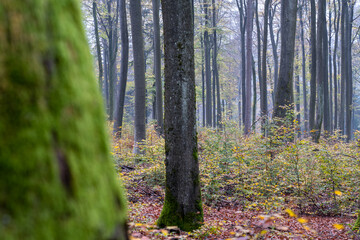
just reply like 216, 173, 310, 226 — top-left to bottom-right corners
113, 121, 360, 218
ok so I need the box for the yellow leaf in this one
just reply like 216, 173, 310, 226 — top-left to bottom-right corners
303, 225, 310, 231
297, 218, 308, 223
285, 208, 297, 218
260, 230, 268, 235
333, 223, 344, 230
335, 191, 342, 196
160, 229, 168, 236
258, 215, 265, 220
230, 231, 236, 235
135, 223, 143, 227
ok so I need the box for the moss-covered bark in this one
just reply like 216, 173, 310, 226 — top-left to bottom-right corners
0, 1, 128, 239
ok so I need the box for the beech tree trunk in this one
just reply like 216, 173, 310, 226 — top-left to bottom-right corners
130, 0, 146, 153
244, 0, 254, 135
260, 0, 271, 135
299, 0, 308, 133
204, 0, 212, 127
158, 0, 203, 231
113, 0, 129, 137
152, 0, 163, 133
93, 0, 103, 90
273, 0, 297, 120
309, 0, 317, 131
0, 1, 128, 239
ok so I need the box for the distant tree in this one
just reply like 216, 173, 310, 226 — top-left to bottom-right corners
273, 0, 297, 120
93, 0, 103, 90
113, 0, 129, 137
204, 0, 212, 127
260, 0, 271, 134
157, 0, 203, 231
299, 0, 308, 133
130, 0, 146, 153
0, 0, 128, 239
244, 0, 254, 135
309, 0, 317, 131
152, 0, 163, 133
313, 0, 327, 143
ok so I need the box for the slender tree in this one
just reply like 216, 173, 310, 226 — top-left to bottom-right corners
93, 0, 103, 90
113, 0, 129, 137
157, 0, 203, 231
212, 0, 222, 128
244, 0, 254, 135
313, 0, 326, 142
152, 0, 163, 133
260, 0, 271, 134
204, 0, 212, 127
0, 0, 128, 239
130, 0, 146, 154
309, 0, 317, 131
299, 0, 308, 132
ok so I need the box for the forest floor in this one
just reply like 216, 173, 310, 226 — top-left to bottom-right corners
114, 123, 360, 239
123, 168, 357, 240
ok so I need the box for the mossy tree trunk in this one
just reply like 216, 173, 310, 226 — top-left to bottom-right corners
157, 0, 203, 232
0, 1, 128, 239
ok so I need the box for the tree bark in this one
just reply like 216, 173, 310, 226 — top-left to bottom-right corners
309, 0, 316, 131
273, 0, 297, 121
158, 0, 203, 231
152, 0, 163, 133
0, 0, 128, 239
130, 0, 146, 153
212, 0, 222, 128
299, 0, 308, 133
204, 0, 212, 127
93, 0, 103, 91
260, 0, 271, 135
313, 0, 326, 143
244, 0, 254, 135
269, 3, 280, 105
113, 0, 129, 137
235, 0, 246, 129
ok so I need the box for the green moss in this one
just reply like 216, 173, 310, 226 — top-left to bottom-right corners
157, 188, 203, 232
0, 1, 127, 239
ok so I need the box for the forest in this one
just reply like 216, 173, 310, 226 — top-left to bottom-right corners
0, 0, 360, 239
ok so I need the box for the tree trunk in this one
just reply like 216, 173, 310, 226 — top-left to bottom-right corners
152, 0, 163, 133
244, 0, 254, 135
269, 3, 279, 105
273, 0, 297, 121
309, 0, 316, 131
260, 0, 271, 135
158, 0, 203, 231
328, 0, 333, 133
299, 0, 308, 133
130, 0, 146, 154
0, 0, 128, 239
346, 2, 354, 142
313, 0, 326, 143
212, 0, 222, 128
339, 0, 347, 135
204, 0, 212, 127
107, 0, 119, 120
235, 0, 246, 129
93, 0, 103, 91
333, 0, 340, 130
113, 0, 129, 137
